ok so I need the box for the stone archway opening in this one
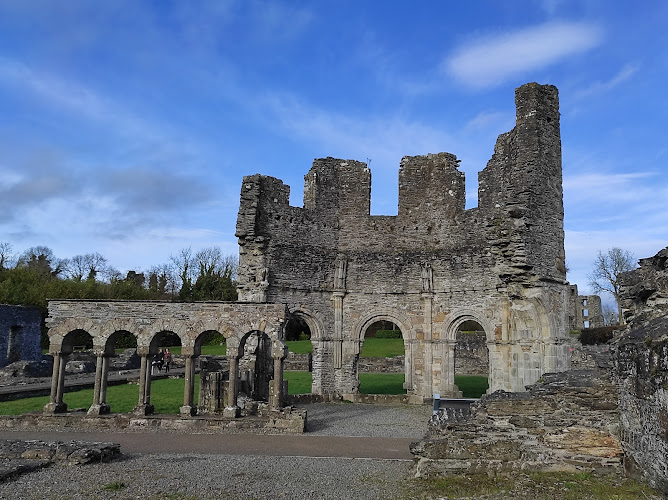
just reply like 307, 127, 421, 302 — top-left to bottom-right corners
146, 330, 182, 414
454, 319, 489, 398
283, 315, 313, 395
359, 320, 406, 395
238, 330, 273, 403
60, 329, 94, 410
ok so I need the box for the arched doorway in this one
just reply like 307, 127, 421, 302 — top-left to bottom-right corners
283, 315, 313, 395
359, 320, 406, 395
145, 330, 182, 414
237, 330, 273, 402
452, 319, 489, 398
59, 329, 93, 412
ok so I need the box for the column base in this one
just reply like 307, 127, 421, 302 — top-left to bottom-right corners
179, 405, 197, 417
43, 402, 67, 414
87, 403, 111, 416
132, 403, 155, 416
223, 406, 240, 418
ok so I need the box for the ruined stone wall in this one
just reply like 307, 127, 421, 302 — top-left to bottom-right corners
616, 247, 668, 494
411, 370, 623, 476
236, 83, 571, 398
454, 331, 488, 375
46, 300, 288, 357
0, 304, 42, 368
567, 285, 604, 330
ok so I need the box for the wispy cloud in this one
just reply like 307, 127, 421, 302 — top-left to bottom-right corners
575, 64, 639, 98
444, 21, 603, 88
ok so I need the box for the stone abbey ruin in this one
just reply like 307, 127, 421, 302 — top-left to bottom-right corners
236, 82, 570, 399
36, 82, 572, 416
3, 81, 665, 493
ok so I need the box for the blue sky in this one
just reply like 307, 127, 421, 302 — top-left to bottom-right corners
1, 0, 667, 301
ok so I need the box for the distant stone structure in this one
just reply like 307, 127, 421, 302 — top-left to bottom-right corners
236, 82, 571, 399
0, 304, 41, 368
568, 285, 604, 330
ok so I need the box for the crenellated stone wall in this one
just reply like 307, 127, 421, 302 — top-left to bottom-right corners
235, 83, 571, 399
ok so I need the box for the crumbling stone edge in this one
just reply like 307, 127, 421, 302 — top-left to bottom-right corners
0, 439, 122, 482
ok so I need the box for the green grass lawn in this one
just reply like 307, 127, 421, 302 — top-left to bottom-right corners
0, 378, 199, 415
0, 371, 488, 415
454, 375, 489, 398
360, 338, 405, 358
284, 372, 488, 397
285, 340, 313, 354
284, 370, 312, 394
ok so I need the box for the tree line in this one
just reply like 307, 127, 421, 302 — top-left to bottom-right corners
0, 242, 238, 318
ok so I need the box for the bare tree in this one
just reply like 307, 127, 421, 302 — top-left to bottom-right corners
17, 246, 64, 277
170, 247, 194, 300
63, 253, 108, 281
588, 247, 636, 325
602, 304, 619, 326
0, 242, 13, 269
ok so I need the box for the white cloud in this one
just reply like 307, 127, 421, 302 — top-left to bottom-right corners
444, 21, 603, 88
575, 64, 639, 98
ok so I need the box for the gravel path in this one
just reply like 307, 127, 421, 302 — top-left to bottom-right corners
0, 403, 432, 500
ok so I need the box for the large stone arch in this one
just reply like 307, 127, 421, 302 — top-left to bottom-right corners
442, 310, 495, 342
439, 309, 494, 397
353, 310, 415, 343
348, 309, 415, 395
288, 307, 325, 341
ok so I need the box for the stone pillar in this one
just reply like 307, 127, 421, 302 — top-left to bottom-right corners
422, 292, 434, 398
270, 356, 283, 410
224, 356, 240, 417
87, 352, 111, 416
269, 340, 288, 410
133, 352, 154, 416
44, 352, 68, 414
180, 354, 197, 417
404, 340, 414, 391
440, 341, 462, 397
100, 355, 109, 407
332, 291, 345, 369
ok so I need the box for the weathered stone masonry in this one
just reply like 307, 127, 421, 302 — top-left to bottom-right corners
616, 246, 668, 494
44, 300, 289, 418
0, 304, 41, 368
236, 83, 571, 399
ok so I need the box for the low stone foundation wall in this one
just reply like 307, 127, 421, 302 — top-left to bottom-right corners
0, 409, 306, 435
410, 369, 623, 476
357, 356, 404, 373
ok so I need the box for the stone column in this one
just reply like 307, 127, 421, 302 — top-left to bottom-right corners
332, 291, 345, 369
100, 355, 110, 408
180, 353, 197, 417
422, 292, 434, 398
270, 356, 283, 410
269, 340, 288, 410
224, 356, 240, 417
403, 340, 414, 391
87, 351, 110, 416
133, 352, 154, 416
44, 352, 68, 414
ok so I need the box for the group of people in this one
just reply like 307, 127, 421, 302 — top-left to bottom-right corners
152, 348, 172, 373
